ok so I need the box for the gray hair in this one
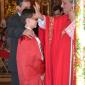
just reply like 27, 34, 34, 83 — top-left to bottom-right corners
69, 0, 76, 4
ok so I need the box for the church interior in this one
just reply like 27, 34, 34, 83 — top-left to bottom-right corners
0, 0, 61, 85
0, 0, 85, 85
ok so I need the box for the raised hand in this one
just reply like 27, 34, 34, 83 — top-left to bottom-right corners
33, 2, 44, 20
34, 2, 40, 13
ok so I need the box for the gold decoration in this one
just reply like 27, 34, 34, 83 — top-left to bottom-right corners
6, 0, 16, 17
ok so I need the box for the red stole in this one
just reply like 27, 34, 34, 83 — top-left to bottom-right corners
39, 16, 53, 85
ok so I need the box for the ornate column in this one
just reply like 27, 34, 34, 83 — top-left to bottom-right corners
6, 0, 16, 17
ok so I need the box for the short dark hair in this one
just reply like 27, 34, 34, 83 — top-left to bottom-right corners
69, 0, 76, 4
53, 5, 62, 12
16, 0, 23, 5
21, 8, 35, 24
16, 0, 31, 6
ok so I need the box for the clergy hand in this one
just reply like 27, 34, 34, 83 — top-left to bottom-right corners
41, 73, 45, 81
62, 30, 66, 36
34, 2, 40, 13
34, 2, 44, 20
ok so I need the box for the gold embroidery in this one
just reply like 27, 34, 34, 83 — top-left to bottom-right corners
48, 17, 54, 45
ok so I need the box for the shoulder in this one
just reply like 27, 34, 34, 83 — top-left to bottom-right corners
7, 14, 19, 22
18, 35, 36, 49
7, 14, 21, 26
18, 35, 34, 43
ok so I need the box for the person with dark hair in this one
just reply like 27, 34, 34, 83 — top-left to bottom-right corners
17, 8, 45, 85
52, 5, 64, 16
6, 0, 31, 85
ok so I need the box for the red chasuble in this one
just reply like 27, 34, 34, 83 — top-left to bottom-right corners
17, 35, 45, 85
39, 15, 73, 85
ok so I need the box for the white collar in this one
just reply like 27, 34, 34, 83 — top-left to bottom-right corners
17, 12, 21, 16
25, 25, 32, 31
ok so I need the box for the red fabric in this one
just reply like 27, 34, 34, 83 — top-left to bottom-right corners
52, 15, 71, 85
38, 28, 45, 51
0, 40, 10, 59
0, 40, 3, 47
39, 15, 74, 85
0, 50, 10, 59
17, 35, 45, 85
44, 16, 53, 85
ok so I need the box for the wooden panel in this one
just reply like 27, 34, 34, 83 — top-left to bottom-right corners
0, 73, 11, 85
0, 0, 4, 19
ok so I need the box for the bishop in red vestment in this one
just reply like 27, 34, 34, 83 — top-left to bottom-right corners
39, 15, 71, 85
38, 0, 76, 85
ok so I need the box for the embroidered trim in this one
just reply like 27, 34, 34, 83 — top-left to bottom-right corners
48, 17, 54, 45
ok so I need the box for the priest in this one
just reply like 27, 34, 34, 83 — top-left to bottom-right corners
34, 0, 76, 85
